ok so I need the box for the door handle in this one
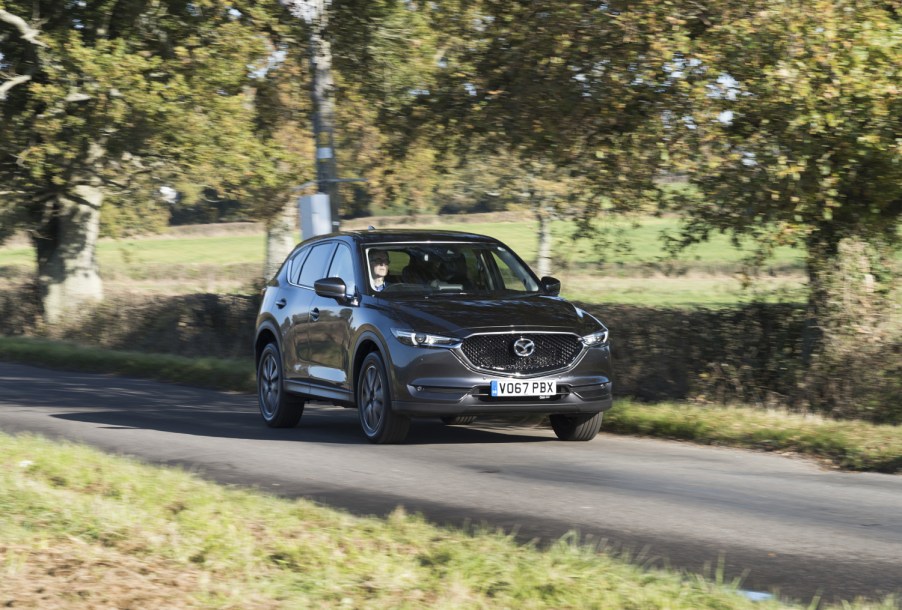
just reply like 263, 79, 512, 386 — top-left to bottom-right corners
276, 298, 287, 309
310, 307, 320, 322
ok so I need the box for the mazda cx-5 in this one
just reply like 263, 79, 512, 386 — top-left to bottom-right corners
254, 230, 613, 444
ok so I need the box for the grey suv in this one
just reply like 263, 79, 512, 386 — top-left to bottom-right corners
254, 230, 613, 444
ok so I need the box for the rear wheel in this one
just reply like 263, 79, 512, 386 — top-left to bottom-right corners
550, 412, 602, 441
440, 415, 477, 425
257, 343, 304, 428
357, 352, 410, 444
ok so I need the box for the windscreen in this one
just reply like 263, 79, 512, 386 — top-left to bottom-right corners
365, 243, 540, 296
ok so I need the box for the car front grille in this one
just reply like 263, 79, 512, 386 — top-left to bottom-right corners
460, 333, 583, 375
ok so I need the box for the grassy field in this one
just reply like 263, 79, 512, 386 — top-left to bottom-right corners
0, 215, 808, 306
2, 431, 897, 610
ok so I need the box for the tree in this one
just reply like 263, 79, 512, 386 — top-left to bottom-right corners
668, 0, 901, 350
0, 1, 279, 321
406, 0, 683, 270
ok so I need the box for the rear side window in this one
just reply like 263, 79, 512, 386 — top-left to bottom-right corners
298, 243, 336, 287
288, 247, 310, 284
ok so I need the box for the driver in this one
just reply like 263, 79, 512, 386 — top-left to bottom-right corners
369, 251, 391, 292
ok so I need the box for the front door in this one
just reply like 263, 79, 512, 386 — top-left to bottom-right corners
284, 241, 335, 381
306, 243, 357, 395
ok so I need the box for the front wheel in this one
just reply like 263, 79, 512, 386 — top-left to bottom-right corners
550, 412, 602, 441
257, 343, 304, 428
357, 352, 410, 444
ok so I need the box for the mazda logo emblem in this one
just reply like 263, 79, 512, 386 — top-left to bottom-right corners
513, 338, 536, 358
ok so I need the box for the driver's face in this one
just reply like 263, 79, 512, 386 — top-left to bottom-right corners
370, 254, 389, 277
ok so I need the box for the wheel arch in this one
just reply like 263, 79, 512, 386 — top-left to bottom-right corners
255, 321, 281, 367
352, 331, 388, 401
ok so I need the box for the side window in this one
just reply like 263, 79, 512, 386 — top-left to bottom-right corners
298, 243, 336, 287
327, 244, 357, 295
288, 247, 310, 285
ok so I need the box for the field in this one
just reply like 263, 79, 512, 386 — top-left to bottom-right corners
0, 214, 808, 308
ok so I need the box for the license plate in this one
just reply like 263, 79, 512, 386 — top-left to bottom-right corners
490, 379, 557, 398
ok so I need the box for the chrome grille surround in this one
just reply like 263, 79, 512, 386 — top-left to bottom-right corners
458, 332, 584, 377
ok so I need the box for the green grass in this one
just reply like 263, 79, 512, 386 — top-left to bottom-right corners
435, 216, 805, 272
557, 274, 807, 308
606, 401, 902, 473
1, 432, 896, 609
0, 336, 254, 393
0, 216, 809, 307
1, 336, 899, 474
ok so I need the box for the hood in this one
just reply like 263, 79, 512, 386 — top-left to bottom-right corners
383, 294, 604, 337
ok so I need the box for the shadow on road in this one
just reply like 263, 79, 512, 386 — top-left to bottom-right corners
51, 406, 554, 445
5, 368, 552, 444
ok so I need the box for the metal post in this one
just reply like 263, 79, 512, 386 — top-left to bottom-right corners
309, 0, 340, 231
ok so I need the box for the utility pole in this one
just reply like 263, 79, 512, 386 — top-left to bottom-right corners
308, 0, 340, 232
283, 0, 340, 233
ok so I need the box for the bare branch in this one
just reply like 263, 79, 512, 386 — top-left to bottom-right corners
0, 72, 31, 100
0, 8, 47, 47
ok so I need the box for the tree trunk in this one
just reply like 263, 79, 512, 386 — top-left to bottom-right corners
536, 205, 552, 278
801, 232, 839, 366
264, 198, 297, 280
33, 185, 104, 325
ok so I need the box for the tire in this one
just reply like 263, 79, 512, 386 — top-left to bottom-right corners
257, 343, 304, 428
357, 352, 410, 444
549, 412, 603, 441
440, 415, 477, 425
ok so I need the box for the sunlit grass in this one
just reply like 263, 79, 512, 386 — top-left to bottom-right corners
558, 273, 807, 308
1, 432, 896, 609
0, 215, 810, 307
606, 400, 902, 473
0, 336, 254, 392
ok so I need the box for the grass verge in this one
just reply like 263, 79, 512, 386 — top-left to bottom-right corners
1, 335, 900, 473
605, 401, 902, 473
0, 336, 254, 393
1, 432, 896, 609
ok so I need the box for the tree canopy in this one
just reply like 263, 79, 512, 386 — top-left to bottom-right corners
668, 0, 901, 269
1, 0, 899, 325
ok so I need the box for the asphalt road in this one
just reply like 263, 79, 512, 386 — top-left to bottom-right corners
1, 361, 899, 605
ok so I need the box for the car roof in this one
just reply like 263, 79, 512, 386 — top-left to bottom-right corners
305, 229, 502, 245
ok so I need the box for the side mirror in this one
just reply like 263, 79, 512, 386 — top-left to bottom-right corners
540, 276, 561, 296
314, 277, 348, 300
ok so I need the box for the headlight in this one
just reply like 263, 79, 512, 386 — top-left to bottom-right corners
581, 328, 609, 347
391, 328, 461, 348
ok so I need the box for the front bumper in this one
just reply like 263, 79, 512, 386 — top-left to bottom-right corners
386, 340, 613, 417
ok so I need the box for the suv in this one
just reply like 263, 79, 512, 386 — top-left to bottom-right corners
254, 230, 612, 444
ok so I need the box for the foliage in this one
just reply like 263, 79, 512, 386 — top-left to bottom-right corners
667, 0, 901, 295
422, 0, 684, 221
1, 1, 273, 212
329, 0, 445, 216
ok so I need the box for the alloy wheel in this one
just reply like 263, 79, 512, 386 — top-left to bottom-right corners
259, 351, 280, 420
360, 363, 385, 435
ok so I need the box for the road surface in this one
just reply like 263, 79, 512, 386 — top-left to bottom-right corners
0, 362, 899, 604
